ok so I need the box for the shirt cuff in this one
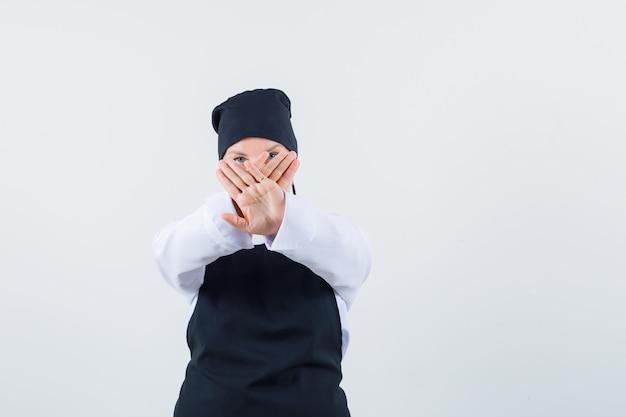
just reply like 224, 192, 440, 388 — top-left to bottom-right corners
203, 191, 254, 250
265, 192, 315, 250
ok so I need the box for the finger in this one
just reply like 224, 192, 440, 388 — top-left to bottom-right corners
216, 169, 244, 200
244, 160, 270, 183
218, 160, 249, 191
268, 151, 297, 182
251, 151, 270, 171
276, 158, 300, 191
225, 159, 260, 186
261, 151, 289, 178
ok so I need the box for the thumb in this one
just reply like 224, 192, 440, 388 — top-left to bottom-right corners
221, 213, 249, 232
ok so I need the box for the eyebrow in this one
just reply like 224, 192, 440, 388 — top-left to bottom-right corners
225, 145, 284, 157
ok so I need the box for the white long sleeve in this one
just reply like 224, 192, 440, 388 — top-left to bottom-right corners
152, 190, 371, 355
152, 191, 253, 304
265, 192, 371, 309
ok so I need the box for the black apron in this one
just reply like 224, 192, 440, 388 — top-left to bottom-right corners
174, 245, 350, 417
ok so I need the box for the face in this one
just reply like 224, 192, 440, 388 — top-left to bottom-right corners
221, 137, 296, 192
222, 137, 288, 166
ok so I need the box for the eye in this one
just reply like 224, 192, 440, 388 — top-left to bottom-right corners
234, 156, 246, 164
268, 152, 278, 160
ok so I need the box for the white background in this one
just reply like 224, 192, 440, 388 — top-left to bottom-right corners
1, 1, 625, 416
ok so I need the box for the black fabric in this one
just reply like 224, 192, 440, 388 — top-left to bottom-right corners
212, 89, 298, 159
174, 245, 349, 417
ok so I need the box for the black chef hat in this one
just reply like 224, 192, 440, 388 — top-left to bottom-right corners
211, 88, 298, 159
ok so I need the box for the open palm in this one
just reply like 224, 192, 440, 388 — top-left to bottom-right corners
216, 150, 299, 235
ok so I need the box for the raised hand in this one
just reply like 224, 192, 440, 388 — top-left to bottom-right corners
216, 151, 299, 235
252, 150, 299, 192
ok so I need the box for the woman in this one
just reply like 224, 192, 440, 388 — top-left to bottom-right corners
153, 88, 371, 417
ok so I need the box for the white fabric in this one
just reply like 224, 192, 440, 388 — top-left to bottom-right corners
152, 190, 371, 356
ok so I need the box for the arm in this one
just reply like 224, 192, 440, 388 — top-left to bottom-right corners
154, 150, 296, 302
265, 192, 371, 309
152, 191, 254, 303
215, 152, 370, 307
